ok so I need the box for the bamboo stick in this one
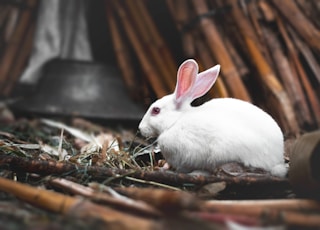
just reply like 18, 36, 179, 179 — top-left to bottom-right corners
0, 176, 77, 214
203, 199, 320, 214
4, 6, 19, 43
289, 27, 320, 85
0, 0, 37, 93
193, 33, 228, 98
191, 0, 251, 102
262, 25, 313, 128
223, 36, 249, 78
125, 0, 176, 92
50, 178, 161, 218
0, 177, 154, 229
111, 0, 167, 98
134, 0, 178, 89
105, 2, 139, 100
277, 18, 320, 128
270, 0, 320, 51
115, 187, 200, 212
134, 0, 178, 82
202, 199, 320, 227
226, 0, 300, 134
3, 20, 35, 95
246, 1, 273, 67
258, 0, 276, 22
0, 6, 11, 36
246, 2, 263, 44
295, 0, 320, 29
166, 0, 196, 57
1, 155, 289, 187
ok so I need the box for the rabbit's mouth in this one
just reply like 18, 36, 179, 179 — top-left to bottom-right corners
138, 125, 156, 138
136, 129, 158, 146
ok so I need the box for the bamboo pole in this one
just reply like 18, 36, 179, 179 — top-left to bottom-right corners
193, 33, 228, 98
50, 178, 161, 218
226, 0, 300, 134
223, 36, 249, 79
295, 0, 320, 29
289, 27, 320, 85
203, 199, 320, 214
135, 0, 178, 80
202, 199, 320, 227
262, 25, 313, 128
270, 0, 320, 52
0, 0, 37, 94
0, 6, 11, 38
105, 2, 139, 100
3, 21, 35, 95
191, 0, 251, 102
4, 6, 19, 43
125, 0, 176, 92
111, 0, 167, 98
166, 0, 196, 57
0, 177, 154, 229
246, 1, 273, 68
277, 18, 320, 128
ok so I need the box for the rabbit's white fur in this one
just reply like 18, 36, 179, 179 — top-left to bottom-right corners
139, 59, 287, 177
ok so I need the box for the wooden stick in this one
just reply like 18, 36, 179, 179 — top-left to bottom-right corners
281, 211, 320, 228
0, 176, 154, 229
105, 2, 139, 100
0, 155, 289, 187
202, 199, 320, 227
125, 0, 176, 92
166, 0, 196, 57
0, 0, 37, 93
246, 1, 273, 67
135, 0, 178, 81
3, 20, 35, 95
270, 0, 320, 52
111, 0, 167, 98
191, 0, 251, 102
50, 178, 161, 218
262, 25, 313, 128
193, 33, 228, 98
114, 186, 200, 212
223, 36, 249, 79
289, 27, 320, 85
277, 18, 320, 128
0, 176, 77, 214
0, 6, 11, 36
203, 199, 320, 214
295, 0, 320, 29
4, 6, 19, 43
226, 0, 300, 134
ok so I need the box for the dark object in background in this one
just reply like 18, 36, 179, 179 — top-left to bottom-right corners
289, 130, 320, 199
9, 59, 145, 127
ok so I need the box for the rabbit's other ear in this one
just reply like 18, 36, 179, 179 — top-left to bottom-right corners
174, 59, 198, 105
191, 64, 220, 101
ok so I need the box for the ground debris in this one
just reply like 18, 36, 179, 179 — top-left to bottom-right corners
0, 118, 319, 229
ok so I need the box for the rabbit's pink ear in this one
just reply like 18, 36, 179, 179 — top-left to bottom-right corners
191, 64, 220, 100
174, 59, 198, 104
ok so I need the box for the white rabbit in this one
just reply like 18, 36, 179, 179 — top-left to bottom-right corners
138, 59, 287, 177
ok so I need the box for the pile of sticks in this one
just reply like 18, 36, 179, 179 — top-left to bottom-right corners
1, 175, 320, 228
0, 1, 319, 136
106, 0, 320, 135
0, 0, 38, 95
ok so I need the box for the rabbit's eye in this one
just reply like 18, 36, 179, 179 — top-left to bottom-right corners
151, 107, 161, 115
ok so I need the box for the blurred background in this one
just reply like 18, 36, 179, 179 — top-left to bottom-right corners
0, 0, 319, 134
